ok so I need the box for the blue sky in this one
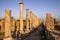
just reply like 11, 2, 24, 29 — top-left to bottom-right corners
0, 0, 60, 19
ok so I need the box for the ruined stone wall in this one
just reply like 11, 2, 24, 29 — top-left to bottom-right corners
46, 13, 54, 30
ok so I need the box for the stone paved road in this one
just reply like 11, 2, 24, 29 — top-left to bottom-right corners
11, 23, 55, 40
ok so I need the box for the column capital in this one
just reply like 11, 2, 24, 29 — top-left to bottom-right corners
18, 2, 24, 5
46, 12, 51, 15
5, 9, 11, 12
30, 11, 32, 13
26, 8, 29, 10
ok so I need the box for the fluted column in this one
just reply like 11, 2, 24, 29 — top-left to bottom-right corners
4, 10, 12, 40
19, 2, 24, 34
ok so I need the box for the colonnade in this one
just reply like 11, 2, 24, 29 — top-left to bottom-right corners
3, 2, 40, 40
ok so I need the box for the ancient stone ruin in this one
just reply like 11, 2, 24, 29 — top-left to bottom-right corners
0, 2, 60, 40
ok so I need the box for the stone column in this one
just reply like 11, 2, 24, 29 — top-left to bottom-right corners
35, 16, 40, 27
1, 20, 4, 33
32, 14, 39, 28
46, 12, 54, 31
26, 8, 29, 32
32, 14, 35, 27
30, 11, 33, 31
19, 2, 24, 34
16, 21, 20, 31
4, 10, 12, 40
0, 22, 2, 32
12, 19, 15, 32
34, 15, 37, 27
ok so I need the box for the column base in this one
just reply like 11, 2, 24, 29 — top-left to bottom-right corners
3, 36, 12, 40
